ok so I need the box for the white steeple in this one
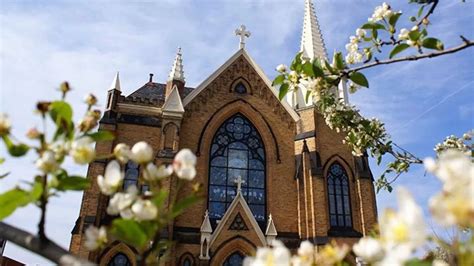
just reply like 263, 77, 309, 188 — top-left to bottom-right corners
168, 47, 185, 82
109, 72, 121, 91
300, 0, 327, 60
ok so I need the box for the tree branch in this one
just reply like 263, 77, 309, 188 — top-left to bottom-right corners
416, 0, 439, 27
38, 174, 48, 240
0, 222, 94, 266
345, 38, 473, 74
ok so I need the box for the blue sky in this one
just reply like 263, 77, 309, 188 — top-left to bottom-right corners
0, 0, 473, 264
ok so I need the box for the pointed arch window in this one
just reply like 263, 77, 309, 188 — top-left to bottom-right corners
223, 251, 245, 266
327, 162, 352, 228
107, 252, 131, 266
208, 114, 266, 225
234, 82, 247, 94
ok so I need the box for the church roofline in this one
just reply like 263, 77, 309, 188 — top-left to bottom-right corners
182, 48, 300, 122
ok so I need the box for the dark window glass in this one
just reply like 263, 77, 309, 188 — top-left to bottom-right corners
208, 114, 266, 224
123, 161, 139, 190
327, 162, 352, 228
183, 258, 192, 266
108, 253, 131, 266
223, 252, 245, 266
234, 82, 247, 94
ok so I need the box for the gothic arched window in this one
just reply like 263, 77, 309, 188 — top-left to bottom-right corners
182, 258, 192, 266
107, 252, 131, 266
123, 161, 139, 190
208, 114, 266, 224
223, 251, 244, 266
327, 162, 352, 228
234, 82, 247, 94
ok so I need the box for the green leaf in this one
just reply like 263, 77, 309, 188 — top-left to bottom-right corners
305, 90, 312, 103
56, 175, 90, 191
389, 12, 402, 27
332, 52, 344, 70
290, 52, 303, 71
349, 72, 369, 88
0, 184, 42, 220
49, 101, 73, 126
360, 23, 386, 30
111, 219, 148, 247
2, 135, 30, 157
85, 130, 115, 142
278, 83, 289, 100
372, 28, 378, 39
272, 74, 285, 86
0, 157, 4, 164
171, 195, 201, 218
152, 190, 169, 208
302, 61, 314, 77
405, 258, 431, 266
408, 30, 421, 41
417, 5, 425, 18
422, 37, 444, 51
312, 62, 324, 78
324, 60, 337, 75
389, 43, 410, 59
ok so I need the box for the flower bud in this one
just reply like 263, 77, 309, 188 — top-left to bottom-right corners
0, 113, 11, 136
130, 141, 154, 164
26, 127, 41, 139
59, 82, 71, 95
113, 143, 131, 163
84, 94, 98, 106
36, 101, 51, 114
276, 64, 287, 73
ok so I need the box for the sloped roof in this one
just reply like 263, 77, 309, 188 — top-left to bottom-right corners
127, 82, 194, 103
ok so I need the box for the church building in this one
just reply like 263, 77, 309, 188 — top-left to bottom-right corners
69, 0, 378, 265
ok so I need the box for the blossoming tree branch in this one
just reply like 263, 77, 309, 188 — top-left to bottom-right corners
272, 0, 473, 192
0, 1, 472, 265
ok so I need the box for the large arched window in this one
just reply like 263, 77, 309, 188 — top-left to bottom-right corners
107, 252, 131, 266
223, 251, 245, 266
208, 114, 266, 224
327, 162, 352, 228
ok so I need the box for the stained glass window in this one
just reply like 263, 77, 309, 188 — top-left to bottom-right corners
327, 162, 352, 228
107, 253, 131, 266
234, 82, 247, 94
223, 252, 244, 266
208, 114, 266, 223
182, 258, 192, 266
123, 161, 139, 190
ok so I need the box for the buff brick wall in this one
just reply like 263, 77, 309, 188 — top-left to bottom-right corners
175, 55, 299, 237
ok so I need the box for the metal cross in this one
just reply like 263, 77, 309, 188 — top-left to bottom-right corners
235, 25, 251, 49
234, 176, 245, 192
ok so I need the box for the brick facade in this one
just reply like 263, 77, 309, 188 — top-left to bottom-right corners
69, 49, 377, 265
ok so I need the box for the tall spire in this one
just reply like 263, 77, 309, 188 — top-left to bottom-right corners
108, 72, 121, 91
168, 47, 185, 82
300, 0, 327, 60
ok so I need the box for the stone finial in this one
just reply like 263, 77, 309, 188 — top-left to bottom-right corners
234, 176, 245, 193
199, 210, 212, 260
109, 71, 121, 91
168, 47, 185, 82
265, 214, 278, 246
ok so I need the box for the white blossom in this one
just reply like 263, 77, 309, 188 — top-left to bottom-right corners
276, 64, 287, 73
106, 186, 138, 217
398, 28, 409, 40
97, 160, 124, 195
84, 226, 107, 251
245, 240, 291, 266
353, 237, 384, 263
368, 2, 393, 22
113, 143, 130, 163
173, 149, 197, 180
356, 28, 366, 38
296, 240, 314, 264
36, 151, 59, 173
425, 150, 474, 227
130, 141, 153, 164
131, 198, 158, 221
70, 137, 95, 165
143, 163, 173, 181
0, 113, 11, 136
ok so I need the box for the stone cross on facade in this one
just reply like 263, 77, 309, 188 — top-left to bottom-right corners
234, 176, 245, 192
235, 25, 251, 49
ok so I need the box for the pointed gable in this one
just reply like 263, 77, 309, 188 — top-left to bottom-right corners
162, 85, 185, 114
183, 49, 299, 122
209, 190, 266, 248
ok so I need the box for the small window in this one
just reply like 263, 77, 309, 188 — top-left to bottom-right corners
108, 252, 131, 266
234, 82, 247, 94
123, 161, 139, 190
